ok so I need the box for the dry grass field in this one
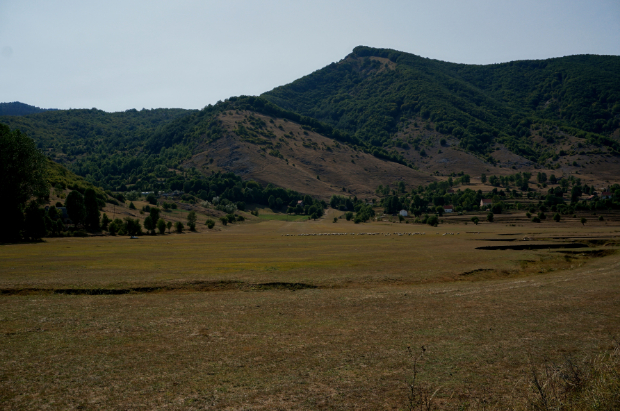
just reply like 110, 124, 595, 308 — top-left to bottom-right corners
1, 214, 619, 409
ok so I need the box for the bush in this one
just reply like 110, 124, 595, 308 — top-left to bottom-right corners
345, 211, 353, 221
226, 214, 236, 223
72, 229, 89, 237
129, 202, 136, 210
427, 215, 439, 227
532, 216, 541, 223
205, 219, 215, 229
219, 217, 228, 226
146, 194, 157, 205
333, 217, 338, 223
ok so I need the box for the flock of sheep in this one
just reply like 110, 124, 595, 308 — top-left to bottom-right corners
281, 232, 469, 237
282, 232, 428, 236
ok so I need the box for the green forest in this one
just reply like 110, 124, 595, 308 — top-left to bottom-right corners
263, 46, 620, 161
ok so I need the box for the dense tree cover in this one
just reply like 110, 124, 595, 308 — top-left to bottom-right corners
0, 125, 133, 241
0, 124, 50, 242
262, 46, 620, 161
1, 97, 411, 196
329, 195, 375, 223
175, 170, 326, 216
0, 102, 54, 116
0, 107, 193, 192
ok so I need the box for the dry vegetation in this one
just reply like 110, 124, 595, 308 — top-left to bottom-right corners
1, 215, 620, 410
184, 110, 435, 200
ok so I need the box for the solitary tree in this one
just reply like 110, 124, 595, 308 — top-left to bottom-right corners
101, 213, 111, 231
149, 207, 161, 223
480, 173, 487, 184
143, 216, 155, 234
553, 213, 561, 222
157, 218, 166, 234
23, 202, 46, 241
471, 216, 479, 225
166, 221, 173, 234
84, 188, 100, 230
66, 191, 86, 227
187, 211, 197, 231
175, 221, 184, 233
581, 217, 587, 226
205, 219, 215, 229
487, 212, 494, 223
435, 205, 444, 216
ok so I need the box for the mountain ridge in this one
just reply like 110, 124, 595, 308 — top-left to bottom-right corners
262, 46, 620, 161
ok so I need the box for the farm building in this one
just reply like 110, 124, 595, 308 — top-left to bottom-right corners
399, 209, 408, 217
443, 205, 454, 213
601, 191, 612, 199
480, 199, 493, 208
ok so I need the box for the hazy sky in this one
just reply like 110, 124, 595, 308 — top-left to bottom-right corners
1, 0, 619, 112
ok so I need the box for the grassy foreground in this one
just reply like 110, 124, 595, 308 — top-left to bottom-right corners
1, 217, 619, 409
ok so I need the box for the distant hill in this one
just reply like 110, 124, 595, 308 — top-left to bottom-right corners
262, 46, 620, 162
0, 102, 56, 116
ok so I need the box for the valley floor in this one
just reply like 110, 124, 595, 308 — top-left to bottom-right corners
1, 218, 619, 409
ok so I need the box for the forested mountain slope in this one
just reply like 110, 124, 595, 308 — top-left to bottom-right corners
0, 97, 432, 199
0, 107, 194, 191
262, 46, 620, 162
0, 102, 54, 116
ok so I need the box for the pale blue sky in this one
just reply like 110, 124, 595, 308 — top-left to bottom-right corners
1, 0, 619, 112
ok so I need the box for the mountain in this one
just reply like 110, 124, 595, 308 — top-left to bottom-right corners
0, 102, 55, 116
3, 47, 620, 200
262, 46, 620, 163
0, 98, 431, 200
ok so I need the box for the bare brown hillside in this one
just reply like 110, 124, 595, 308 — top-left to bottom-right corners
384, 117, 620, 188
183, 111, 437, 200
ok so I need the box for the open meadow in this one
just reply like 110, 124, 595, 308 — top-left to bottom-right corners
1, 214, 620, 410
